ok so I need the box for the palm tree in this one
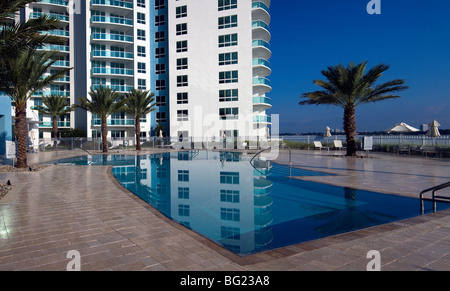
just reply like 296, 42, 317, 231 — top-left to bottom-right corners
2, 48, 71, 167
299, 61, 408, 156
0, 0, 65, 91
123, 89, 156, 151
33, 94, 73, 149
75, 86, 126, 153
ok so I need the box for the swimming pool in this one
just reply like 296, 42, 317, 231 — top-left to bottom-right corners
50, 151, 450, 255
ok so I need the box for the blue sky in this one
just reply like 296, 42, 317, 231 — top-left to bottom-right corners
268, 0, 450, 133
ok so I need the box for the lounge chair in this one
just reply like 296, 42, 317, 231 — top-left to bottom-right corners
333, 140, 345, 150
420, 146, 438, 157
313, 141, 329, 151
397, 145, 410, 155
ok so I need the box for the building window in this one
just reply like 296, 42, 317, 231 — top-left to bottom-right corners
155, 14, 165, 26
219, 71, 238, 83
220, 208, 240, 222
221, 226, 240, 240
178, 170, 189, 182
176, 23, 187, 35
137, 62, 146, 74
178, 204, 190, 217
219, 52, 238, 65
177, 58, 188, 70
218, 0, 237, 11
155, 0, 165, 10
218, 15, 237, 29
155, 63, 166, 74
177, 110, 188, 121
176, 40, 188, 52
155, 31, 165, 42
138, 79, 146, 90
155, 47, 165, 58
220, 189, 240, 203
219, 89, 238, 102
177, 92, 188, 104
156, 112, 166, 123
137, 29, 146, 40
137, 12, 145, 24
176, 5, 187, 18
156, 79, 166, 90
156, 95, 166, 107
220, 171, 239, 184
177, 75, 188, 87
219, 107, 239, 120
137, 46, 146, 57
178, 187, 189, 199
218, 33, 237, 47
137, 0, 145, 8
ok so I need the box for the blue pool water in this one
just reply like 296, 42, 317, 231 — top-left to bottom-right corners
49, 151, 450, 255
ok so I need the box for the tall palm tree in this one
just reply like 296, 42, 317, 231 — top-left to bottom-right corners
33, 94, 73, 149
0, 0, 64, 91
123, 89, 156, 151
76, 86, 126, 153
299, 61, 408, 156
2, 48, 71, 167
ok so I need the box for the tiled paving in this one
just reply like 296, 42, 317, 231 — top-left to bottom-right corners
1, 149, 450, 271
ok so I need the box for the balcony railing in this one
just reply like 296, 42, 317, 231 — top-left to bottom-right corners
252, 58, 271, 68
30, 12, 69, 22
38, 44, 70, 52
45, 29, 70, 37
92, 119, 134, 126
252, 1, 270, 14
92, 50, 133, 59
91, 0, 133, 9
39, 121, 71, 127
253, 115, 271, 123
252, 40, 271, 50
38, 0, 69, 6
91, 67, 134, 76
253, 77, 271, 87
252, 20, 270, 31
91, 15, 133, 26
92, 84, 133, 92
92, 33, 133, 43
253, 97, 271, 106
33, 90, 70, 96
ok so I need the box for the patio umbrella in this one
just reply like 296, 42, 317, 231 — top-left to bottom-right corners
426, 120, 441, 137
324, 126, 332, 146
386, 122, 420, 133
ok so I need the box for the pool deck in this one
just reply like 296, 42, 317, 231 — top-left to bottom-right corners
1, 149, 450, 271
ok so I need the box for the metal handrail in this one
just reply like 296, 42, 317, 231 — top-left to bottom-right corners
420, 181, 450, 214
250, 147, 270, 176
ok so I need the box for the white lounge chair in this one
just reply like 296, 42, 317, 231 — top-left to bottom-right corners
313, 141, 329, 151
334, 140, 345, 150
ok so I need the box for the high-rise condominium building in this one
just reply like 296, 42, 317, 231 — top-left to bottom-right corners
12, 0, 272, 147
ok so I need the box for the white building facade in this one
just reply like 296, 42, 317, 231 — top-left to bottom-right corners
166, 0, 272, 144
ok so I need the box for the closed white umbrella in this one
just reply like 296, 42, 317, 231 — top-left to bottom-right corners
324, 126, 332, 137
426, 120, 441, 137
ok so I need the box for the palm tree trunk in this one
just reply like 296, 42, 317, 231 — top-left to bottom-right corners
52, 115, 58, 150
15, 103, 28, 168
135, 117, 141, 151
101, 115, 108, 153
343, 105, 357, 156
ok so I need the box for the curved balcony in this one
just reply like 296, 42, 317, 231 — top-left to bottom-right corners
37, 0, 68, 6
92, 50, 133, 61
253, 77, 272, 95
91, 0, 134, 14
252, 96, 272, 109
45, 29, 70, 37
252, 39, 271, 60
30, 12, 69, 22
35, 0, 68, 13
253, 115, 271, 124
252, 1, 270, 24
252, 58, 271, 77
33, 90, 70, 97
91, 67, 134, 77
252, 20, 271, 42
91, 33, 133, 46
254, 212, 273, 228
91, 15, 133, 28
52, 60, 70, 67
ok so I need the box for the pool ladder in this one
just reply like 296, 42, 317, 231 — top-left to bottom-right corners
420, 181, 450, 214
